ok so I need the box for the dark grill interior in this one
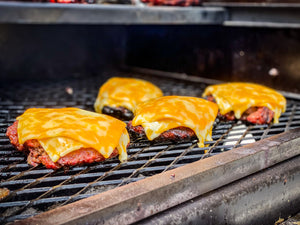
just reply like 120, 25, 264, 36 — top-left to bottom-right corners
0, 71, 300, 224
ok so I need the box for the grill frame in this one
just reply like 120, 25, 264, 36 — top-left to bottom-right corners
0, 68, 300, 224
10, 128, 300, 225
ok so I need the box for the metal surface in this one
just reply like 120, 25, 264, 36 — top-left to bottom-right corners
0, 72, 300, 224
0, 2, 225, 24
222, 4, 300, 28
203, 2, 300, 28
138, 155, 300, 225
1, 2, 300, 27
11, 128, 300, 225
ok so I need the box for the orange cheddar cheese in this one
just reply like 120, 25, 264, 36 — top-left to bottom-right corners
17, 108, 129, 163
94, 77, 163, 113
132, 96, 218, 147
202, 82, 286, 124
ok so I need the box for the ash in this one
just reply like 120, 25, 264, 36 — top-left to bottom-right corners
83, 185, 117, 195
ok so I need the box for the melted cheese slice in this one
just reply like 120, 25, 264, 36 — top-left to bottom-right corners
132, 96, 218, 147
94, 77, 163, 113
202, 82, 286, 124
17, 108, 129, 163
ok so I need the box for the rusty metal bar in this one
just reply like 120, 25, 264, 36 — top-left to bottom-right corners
13, 128, 300, 225
285, 104, 297, 132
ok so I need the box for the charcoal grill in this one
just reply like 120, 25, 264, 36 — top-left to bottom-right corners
0, 2, 300, 224
0, 68, 299, 224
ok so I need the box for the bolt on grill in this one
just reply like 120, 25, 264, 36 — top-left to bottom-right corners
0, 73, 300, 224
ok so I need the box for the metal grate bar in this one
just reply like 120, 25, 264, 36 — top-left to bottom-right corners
162, 143, 197, 172
0, 168, 93, 223
48, 146, 150, 210
117, 145, 175, 187
59, 145, 154, 206
55, 161, 125, 208
0, 161, 27, 173
285, 104, 297, 132
259, 123, 272, 141
201, 123, 235, 160
4, 166, 38, 182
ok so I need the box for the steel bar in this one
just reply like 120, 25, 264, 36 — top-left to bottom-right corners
1, 2, 300, 27
0, 2, 225, 24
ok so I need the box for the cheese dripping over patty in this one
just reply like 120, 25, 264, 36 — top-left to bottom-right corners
17, 108, 129, 163
94, 77, 163, 113
132, 96, 218, 147
202, 82, 286, 124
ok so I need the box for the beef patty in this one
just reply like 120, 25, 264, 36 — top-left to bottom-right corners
127, 121, 197, 143
6, 121, 118, 169
205, 95, 274, 124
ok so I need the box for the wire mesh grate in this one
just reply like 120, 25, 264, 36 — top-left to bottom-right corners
0, 73, 300, 223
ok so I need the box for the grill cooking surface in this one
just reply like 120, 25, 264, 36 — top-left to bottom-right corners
0, 72, 300, 223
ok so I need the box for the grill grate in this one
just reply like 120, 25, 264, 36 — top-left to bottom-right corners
0, 73, 300, 224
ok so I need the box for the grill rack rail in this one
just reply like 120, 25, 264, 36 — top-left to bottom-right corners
0, 72, 300, 224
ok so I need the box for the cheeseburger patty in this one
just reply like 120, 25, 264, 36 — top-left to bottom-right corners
127, 121, 197, 143
205, 95, 274, 125
6, 121, 118, 169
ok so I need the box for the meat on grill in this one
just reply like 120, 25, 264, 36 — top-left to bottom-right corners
127, 121, 197, 143
243, 107, 274, 124
205, 95, 274, 124
102, 106, 134, 121
6, 121, 118, 169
